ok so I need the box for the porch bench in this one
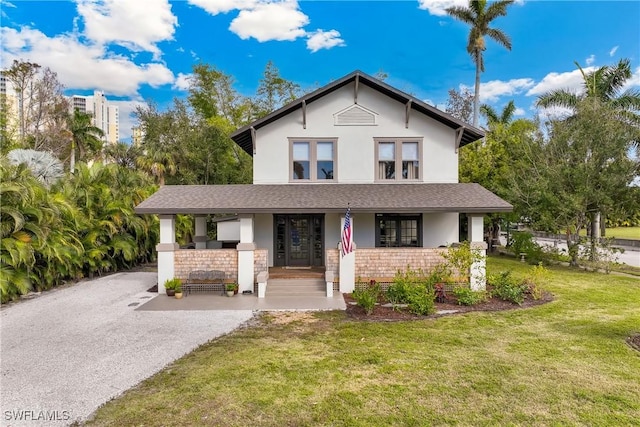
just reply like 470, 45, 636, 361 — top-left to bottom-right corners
184, 270, 226, 296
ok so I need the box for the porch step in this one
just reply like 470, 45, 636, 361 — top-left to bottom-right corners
266, 278, 326, 297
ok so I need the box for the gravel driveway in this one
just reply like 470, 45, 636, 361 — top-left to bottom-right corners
0, 272, 254, 426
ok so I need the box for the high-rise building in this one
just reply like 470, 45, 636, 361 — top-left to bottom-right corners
69, 90, 119, 144
131, 126, 144, 146
0, 75, 20, 139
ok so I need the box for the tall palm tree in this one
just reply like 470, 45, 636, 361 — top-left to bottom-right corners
536, 58, 640, 240
446, 0, 514, 127
537, 58, 640, 136
67, 108, 104, 172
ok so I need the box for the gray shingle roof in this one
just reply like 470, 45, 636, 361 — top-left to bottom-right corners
135, 183, 512, 214
230, 70, 485, 156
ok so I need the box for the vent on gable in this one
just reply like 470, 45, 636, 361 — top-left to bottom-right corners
334, 104, 377, 126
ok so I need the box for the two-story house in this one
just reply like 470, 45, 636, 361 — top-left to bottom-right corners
135, 70, 512, 297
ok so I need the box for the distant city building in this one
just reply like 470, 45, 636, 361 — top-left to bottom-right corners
131, 126, 144, 146
69, 90, 119, 144
0, 75, 20, 138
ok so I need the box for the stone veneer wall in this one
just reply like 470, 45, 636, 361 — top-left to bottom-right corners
325, 247, 447, 279
174, 249, 238, 281
254, 249, 268, 278
175, 249, 268, 282
355, 248, 447, 278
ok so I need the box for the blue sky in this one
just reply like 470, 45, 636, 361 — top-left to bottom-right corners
1, 0, 639, 140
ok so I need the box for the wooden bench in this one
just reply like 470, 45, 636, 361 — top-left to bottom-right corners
184, 270, 226, 296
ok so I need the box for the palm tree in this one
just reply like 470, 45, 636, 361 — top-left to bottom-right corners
537, 58, 640, 135
446, 0, 514, 127
536, 58, 640, 242
7, 149, 64, 187
67, 108, 104, 172
480, 100, 516, 126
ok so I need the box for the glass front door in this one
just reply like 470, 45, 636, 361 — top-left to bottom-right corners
274, 214, 324, 267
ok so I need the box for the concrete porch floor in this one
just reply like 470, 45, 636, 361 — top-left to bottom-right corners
136, 292, 346, 311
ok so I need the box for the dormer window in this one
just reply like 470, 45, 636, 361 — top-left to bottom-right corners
290, 139, 336, 181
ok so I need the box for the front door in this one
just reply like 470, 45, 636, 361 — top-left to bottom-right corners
274, 214, 324, 267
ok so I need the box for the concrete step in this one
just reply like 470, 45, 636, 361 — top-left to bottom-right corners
266, 278, 326, 297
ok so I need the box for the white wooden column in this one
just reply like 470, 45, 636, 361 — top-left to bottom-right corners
236, 215, 255, 293
157, 215, 179, 294
339, 215, 355, 293
467, 214, 487, 291
194, 216, 207, 249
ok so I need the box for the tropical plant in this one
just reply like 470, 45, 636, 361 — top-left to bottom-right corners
7, 149, 63, 187
446, 0, 514, 126
66, 108, 104, 172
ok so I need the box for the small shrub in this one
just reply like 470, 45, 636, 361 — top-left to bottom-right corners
490, 270, 526, 305
163, 278, 182, 291
509, 231, 546, 264
452, 287, 487, 306
406, 285, 436, 315
523, 263, 549, 300
353, 281, 380, 315
386, 280, 410, 305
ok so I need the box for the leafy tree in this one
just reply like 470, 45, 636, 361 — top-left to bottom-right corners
66, 108, 105, 172
508, 99, 638, 265
253, 61, 300, 118
446, 0, 514, 127
536, 58, 640, 238
104, 141, 142, 168
445, 87, 474, 123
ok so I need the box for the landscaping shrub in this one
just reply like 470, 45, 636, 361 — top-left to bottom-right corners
523, 263, 549, 300
385, 267, 436, 315
490, 270, 527, 305
509, 231, 546, 265
452, 287, 488, 306
406, 285, 436, 315
353, 281, 381, 315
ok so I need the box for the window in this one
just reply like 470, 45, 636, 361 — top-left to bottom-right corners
375, 138, 421, 180
376, 214, 422, 247
290, 139, 336, 181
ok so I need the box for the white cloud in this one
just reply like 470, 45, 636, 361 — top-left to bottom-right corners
461, 78, 534, 103
417, 0, 467, 16
172, 72, 192, 91
229, 1, 308, 42
622, 66, 640, 92
187, 0, 257, 15
306, 29, 345, 53
526, 67, 595, 97
609, 45, 619, 57
76, 0, 177, 59
190, 0, 344, 51
585, 54, 595, 66
514, 107, 525, 116
1, 26, 174, 97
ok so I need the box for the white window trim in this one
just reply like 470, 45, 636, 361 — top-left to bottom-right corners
374, 137, 423, 182
289, 138, 338, 183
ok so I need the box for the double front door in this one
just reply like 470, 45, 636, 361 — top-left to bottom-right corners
274, 214, 324, 267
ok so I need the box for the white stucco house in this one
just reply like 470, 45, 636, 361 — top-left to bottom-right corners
135, 70, 512, 297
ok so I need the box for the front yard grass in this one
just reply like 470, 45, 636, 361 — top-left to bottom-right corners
87, 257, 640, 426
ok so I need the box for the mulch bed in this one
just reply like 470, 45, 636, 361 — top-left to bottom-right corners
344, 290, 554, 322
627, 334, 640, 353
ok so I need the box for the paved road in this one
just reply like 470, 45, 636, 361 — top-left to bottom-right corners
0, 272, 254, 426
535, 238, 640, 268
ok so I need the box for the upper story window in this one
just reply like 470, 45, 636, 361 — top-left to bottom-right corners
290, 139, 336, 181
375, 138, 422, 181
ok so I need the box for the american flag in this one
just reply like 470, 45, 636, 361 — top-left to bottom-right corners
341, 206, 353, 257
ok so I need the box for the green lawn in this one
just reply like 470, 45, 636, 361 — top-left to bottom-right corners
578, 226, 640, 240
87, 258, 640, 426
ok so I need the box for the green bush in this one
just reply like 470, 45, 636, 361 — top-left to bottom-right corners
452, 287, 487, 306
490, 270, 526, 305
523, 263, 549, 300
406, 285, 436, 315
163, 278, 182, 291
353, 281, 380, 315
509, 231, 546, 265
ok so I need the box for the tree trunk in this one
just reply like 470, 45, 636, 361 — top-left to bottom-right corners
473, 57, 481, 127
70, 140, 76, 174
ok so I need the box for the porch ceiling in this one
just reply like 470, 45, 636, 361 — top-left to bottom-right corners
135, 183, 513, 215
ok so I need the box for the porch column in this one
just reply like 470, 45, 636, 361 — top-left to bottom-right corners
467, 214, 487, 291
157, 215, 179, 294
339, 215, 355, 293
236, 215, 255, 293
194, 216, 207, 249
